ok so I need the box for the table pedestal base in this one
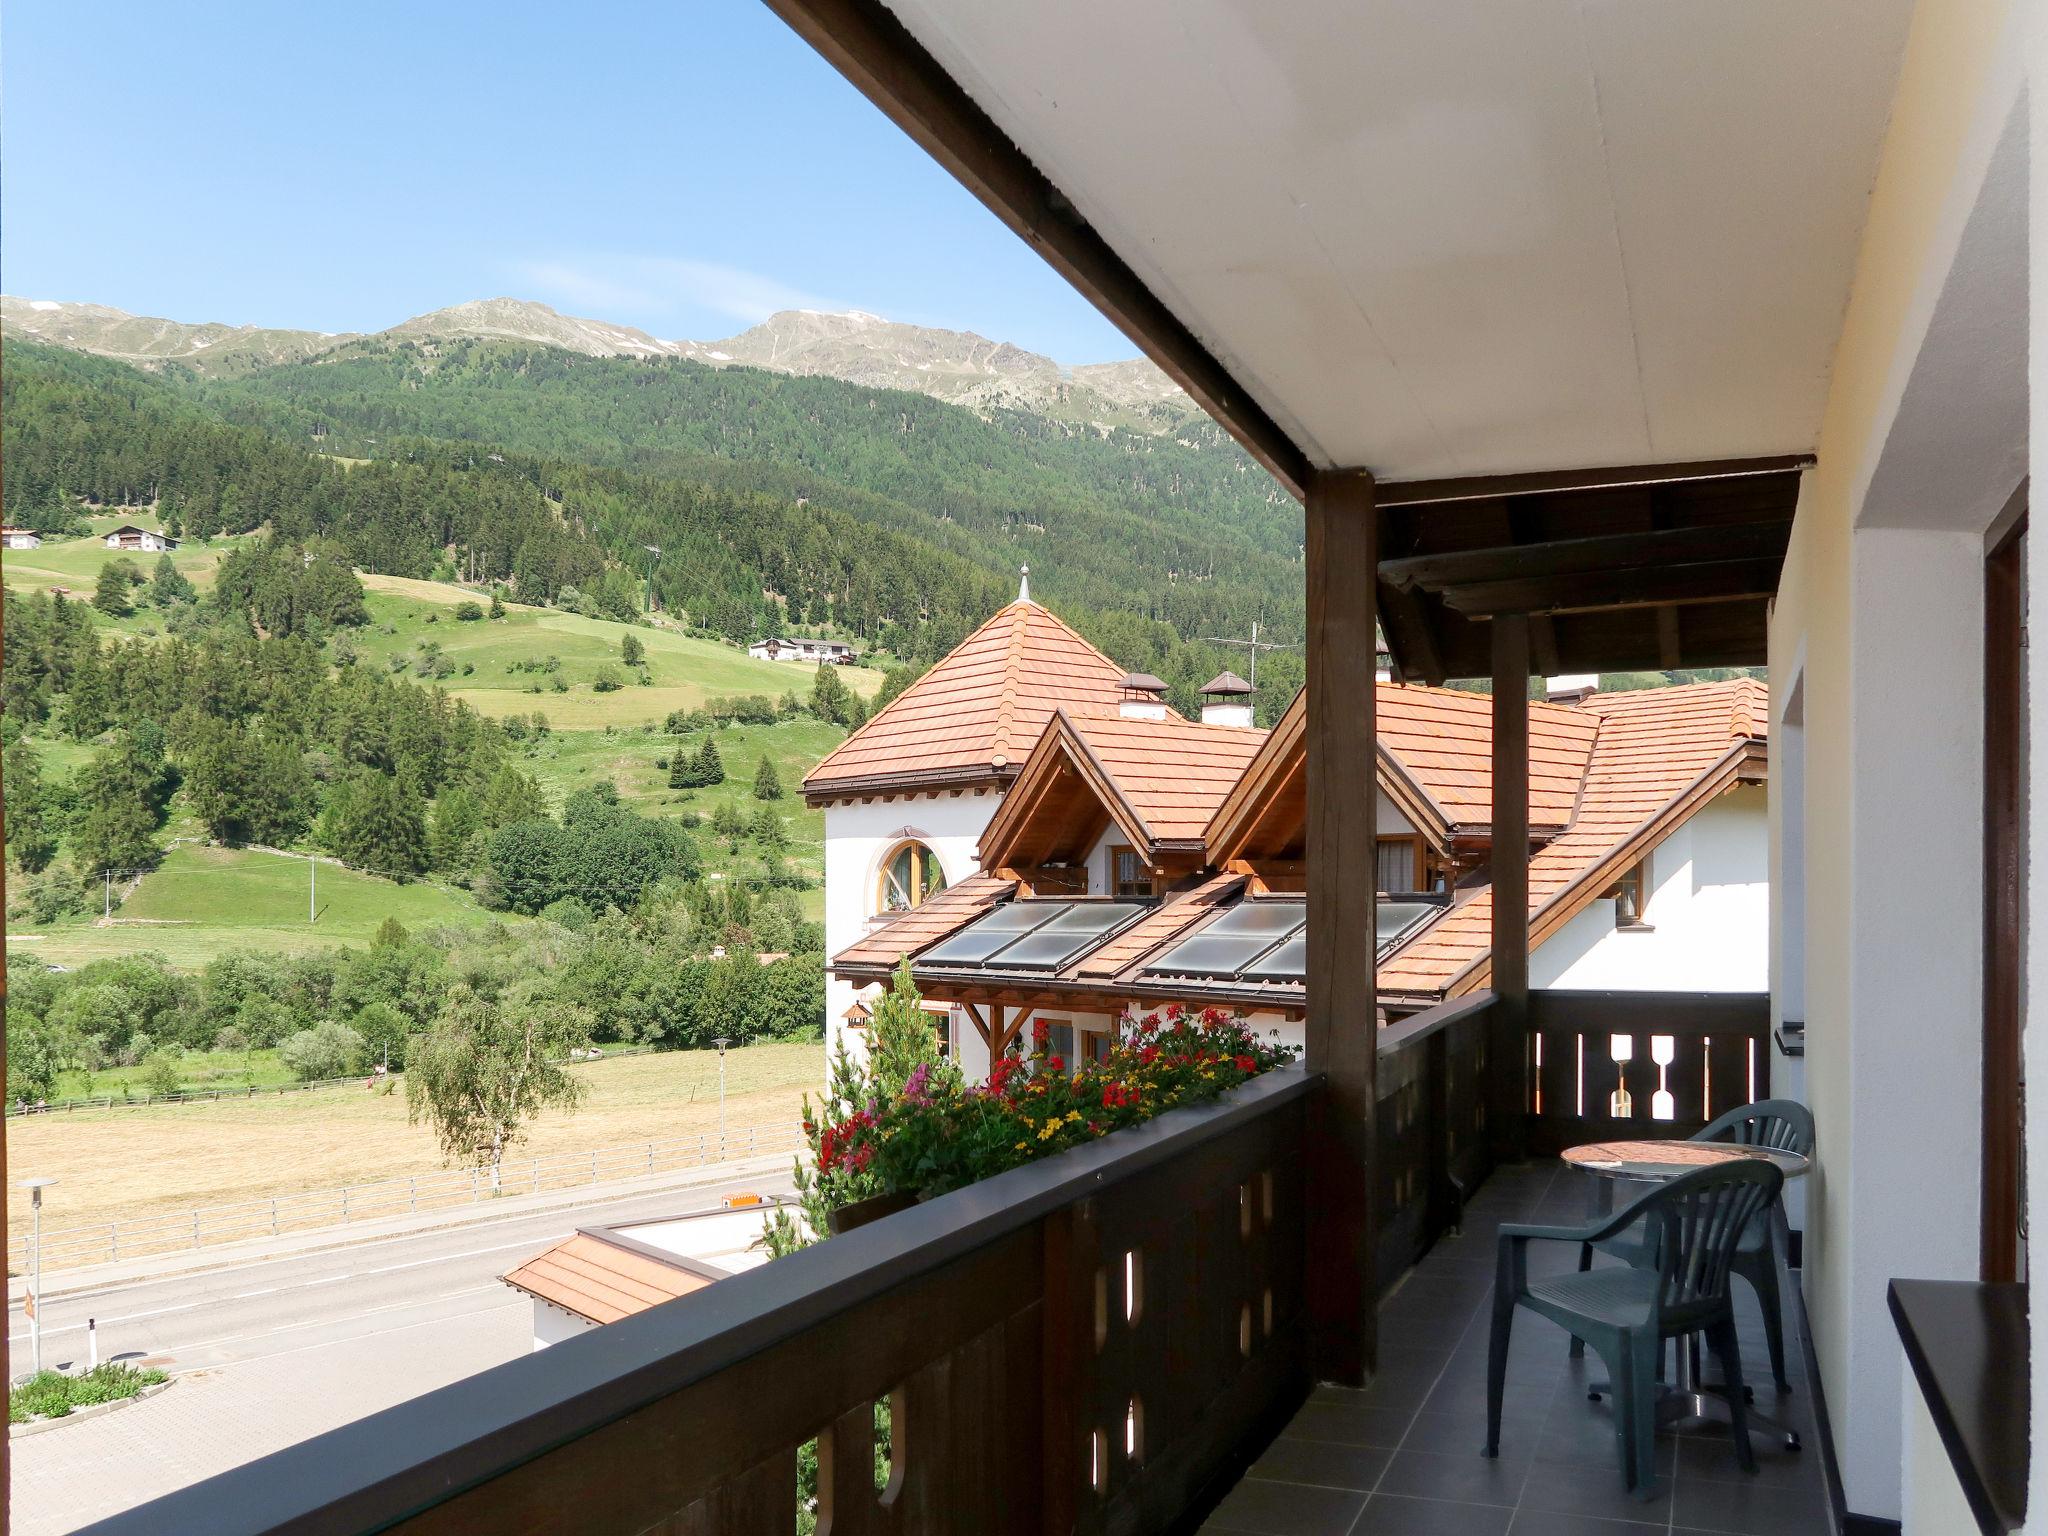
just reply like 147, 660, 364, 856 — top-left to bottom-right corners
1585, 1335, 1801, 1451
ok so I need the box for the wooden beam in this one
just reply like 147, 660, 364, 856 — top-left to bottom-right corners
1489, 617, 1530, 1163
1376, 454, 1812, 509
1435, 556, 1783, 619
1374, 579, 1447, 687
1656, 606, 1683, 669
762, 0, 1311, 499
1304, 467, 1378, 1385
1378, 519, 1793, 592
960, 1001, 993, 1051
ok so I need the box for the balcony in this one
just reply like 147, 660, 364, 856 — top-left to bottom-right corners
89, 988, 1787, 1536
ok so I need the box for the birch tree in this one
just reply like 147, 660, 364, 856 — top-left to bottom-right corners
405, 984, 588, 1190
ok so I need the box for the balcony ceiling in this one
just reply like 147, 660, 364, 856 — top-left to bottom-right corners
875, 0, 1914, 481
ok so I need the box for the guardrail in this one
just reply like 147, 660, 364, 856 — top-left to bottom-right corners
11, 1120, 805, 1274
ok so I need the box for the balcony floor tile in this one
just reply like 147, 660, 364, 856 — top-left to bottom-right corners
1198, 1158, 1831, 1536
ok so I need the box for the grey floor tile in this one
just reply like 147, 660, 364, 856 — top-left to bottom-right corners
1507, 1510, 1669, 1534
1372, 1446, 1529, 1507
1517, 1457, 1673, 1525
1674, 1430, 1818, 1490
1283, 1400, 1415, 1450
1206, 1476, 1369, 1534
1248, 1438, 1392, 1492
1671, 1471, 1830, 1534
1352, 1492, 1514, 1535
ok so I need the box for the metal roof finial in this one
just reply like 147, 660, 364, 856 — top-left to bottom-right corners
1017, 564, 1032, 604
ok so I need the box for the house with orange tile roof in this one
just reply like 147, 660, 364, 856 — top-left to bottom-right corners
804, 575, 1261, 1065
833, 677, 1767, 1074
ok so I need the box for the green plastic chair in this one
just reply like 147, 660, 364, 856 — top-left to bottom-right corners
1571, 1099, 1813, 1392
1485, 1159, 1784, 1497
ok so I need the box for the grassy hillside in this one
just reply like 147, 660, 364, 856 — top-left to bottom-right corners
15, 843, 517, 970
352, 572, 880, 728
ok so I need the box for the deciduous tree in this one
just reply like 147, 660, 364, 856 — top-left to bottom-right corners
406, 983, 588, 1189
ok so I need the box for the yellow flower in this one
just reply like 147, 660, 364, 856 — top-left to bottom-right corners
1065, 1110, 1083, 1123
1014, 1141, 1029, 1151
1038, 1121, 1062, 1141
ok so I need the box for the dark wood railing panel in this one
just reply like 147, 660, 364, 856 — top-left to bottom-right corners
1375, 992, 1499, 1288
1523, 991, 1770, 1155
87, 1069, 1318, 1536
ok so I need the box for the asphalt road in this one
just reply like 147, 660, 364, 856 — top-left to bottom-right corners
10, 1164, 797, 1375
8, 1166, 796, 1535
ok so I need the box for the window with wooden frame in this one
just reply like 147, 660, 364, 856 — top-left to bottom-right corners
1109, 845, 1155, 898
875, 840, 948, 915
1375, 835, 1425, 894
1602, 860, 1649, 927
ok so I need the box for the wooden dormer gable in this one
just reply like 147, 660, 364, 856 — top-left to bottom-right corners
978, 710, 1157, 876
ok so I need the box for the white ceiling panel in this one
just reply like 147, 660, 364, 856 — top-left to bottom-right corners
881, 0, 1914, 479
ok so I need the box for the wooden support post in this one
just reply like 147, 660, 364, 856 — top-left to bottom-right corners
1490, 615, 1531, 1162
1304, 467, 1378, 1386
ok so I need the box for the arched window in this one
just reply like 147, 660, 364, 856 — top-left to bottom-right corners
876, 841, 948, 915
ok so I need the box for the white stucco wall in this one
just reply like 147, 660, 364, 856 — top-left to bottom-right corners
1530, 788, 1769, 993
822, 789, 1001, 1068
531, 1303, 595, 1352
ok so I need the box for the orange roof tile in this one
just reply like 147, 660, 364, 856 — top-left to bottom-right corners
1060, 711, 1269, 845
502, 1232, 716, 1326
804, 601, 1131, 800
1378, 680, 1768, 995
1376, 683, 1598, 833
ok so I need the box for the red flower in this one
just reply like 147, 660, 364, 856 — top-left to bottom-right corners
1032, 1017, 1051, 1048
1234, 1054, 1257, 1074
1046, 1054, 1065, 1073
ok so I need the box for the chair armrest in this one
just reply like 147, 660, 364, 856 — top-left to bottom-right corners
1498, 1222, 1594, 1245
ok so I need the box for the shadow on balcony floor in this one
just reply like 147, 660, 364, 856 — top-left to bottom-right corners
1201, 1160, 1828, 1536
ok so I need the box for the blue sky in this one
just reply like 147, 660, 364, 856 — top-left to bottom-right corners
2, 2, 1135, 361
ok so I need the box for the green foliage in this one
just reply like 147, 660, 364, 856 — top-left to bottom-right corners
150, 552, 197, 608
453, 600, 484, 621
480, 765, 547, 827
213, 536, 368, 635
9, 1365, 167, 1424
278, 1019, 366, 1081
4, 742, 59, 874
74, 732, 171, 873
620, 632, 645, 667
6, 1009, 60, 1102
323, 773, 429, 875
184, 722, 316, 846
752, 754, 783, 801
93, 562, 133, 617
668, 735, 724, 789
808, 663, 861, 728
405, 982, 589, 1183
141, 1050, 183, 1097
590, 664, 625, 693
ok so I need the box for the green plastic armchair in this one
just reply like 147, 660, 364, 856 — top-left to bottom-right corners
1485, 1159, 1784, 1497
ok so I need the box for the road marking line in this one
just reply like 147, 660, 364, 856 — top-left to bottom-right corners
161, 1284, 509, 1360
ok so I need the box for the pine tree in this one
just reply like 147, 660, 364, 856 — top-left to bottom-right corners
752, 754, 783, 800
149, 553, 197, 608
74, 737, 166, 873
329, 773, 429, 876
93, 563, 132, 617
694, 737, 725, 787
3, 742, 58, 874
489, 590, 506, 619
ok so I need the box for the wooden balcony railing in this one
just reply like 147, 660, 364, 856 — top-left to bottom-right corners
90, 1068, 1319, 1536
1523, 990, 1772, 1154
1375, 990, 1498, 1288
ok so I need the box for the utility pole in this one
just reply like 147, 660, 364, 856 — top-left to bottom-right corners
643, 545, 662, 614
1202, 618, 1300, 689
103, 872, 111, 921
309, 854, 317, 925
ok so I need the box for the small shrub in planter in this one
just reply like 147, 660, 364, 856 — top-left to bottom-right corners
9, 1364, 167, 1424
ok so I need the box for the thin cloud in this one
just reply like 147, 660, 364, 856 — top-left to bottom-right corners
510, 255, 847, 328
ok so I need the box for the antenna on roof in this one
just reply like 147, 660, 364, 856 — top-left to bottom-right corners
1201, 618, 1298, 688
1017, 564, 1032, 604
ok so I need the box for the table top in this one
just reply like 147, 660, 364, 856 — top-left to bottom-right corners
1562, 1138, 1810, 1180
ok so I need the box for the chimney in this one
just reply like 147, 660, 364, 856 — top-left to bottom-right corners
1118, 672, 1170, 721
1545, 673, 1599, 704
1375, 626, 1394, 683
1198, 670, 1256, 728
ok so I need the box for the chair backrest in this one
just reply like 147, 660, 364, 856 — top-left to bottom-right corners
1696, 1097, 1814, 1157
1643, 1160, 1784, 1317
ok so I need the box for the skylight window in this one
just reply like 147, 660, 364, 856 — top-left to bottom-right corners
1145, 901, 1307, 980
916, 901, 1147, 971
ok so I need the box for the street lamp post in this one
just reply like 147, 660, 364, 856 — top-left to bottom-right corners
21, 1177, 57, 1375
713, 1036, 732, 1157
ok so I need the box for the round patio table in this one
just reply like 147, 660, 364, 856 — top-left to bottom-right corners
1560, 1137, 1810, 1448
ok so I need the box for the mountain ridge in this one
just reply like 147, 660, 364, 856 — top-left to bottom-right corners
1, 294, 1191, 428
